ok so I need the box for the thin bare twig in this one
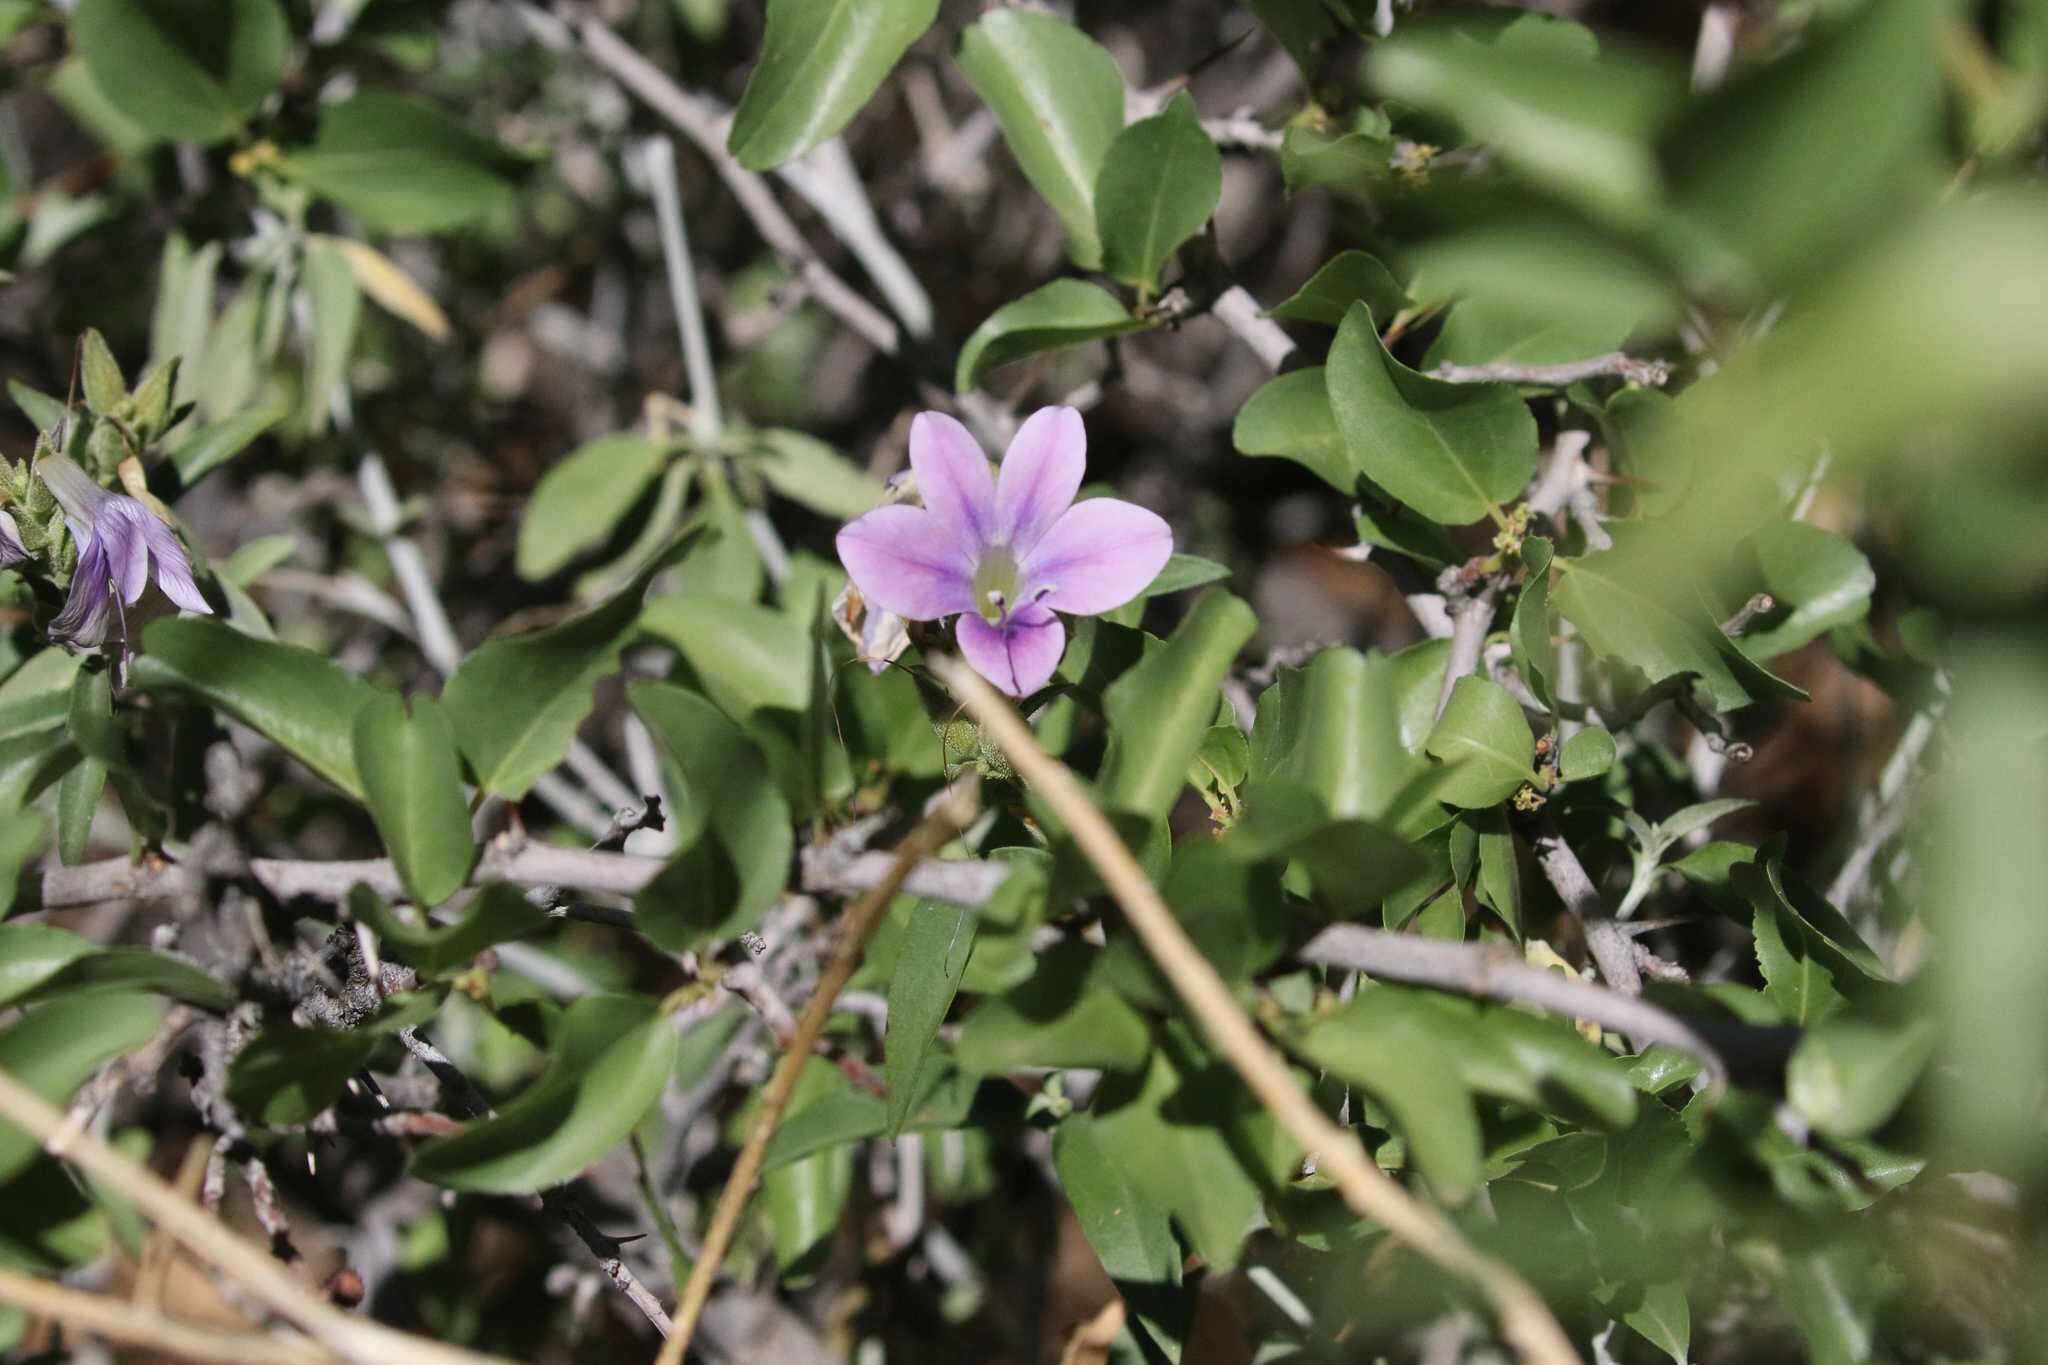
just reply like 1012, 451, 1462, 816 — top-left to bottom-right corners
1210, 285, 1297, 371
658, 783, 980, 1363
638, 135, 722, 438
1533, 822, 1641, 1000
932, 657, 1581, 1365
0, 1263, 331, 1365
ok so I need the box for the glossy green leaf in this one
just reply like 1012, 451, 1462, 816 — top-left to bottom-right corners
1425, 676, 1538, 808
1053, 1115, 1187, 1356
412, 994, 678, 1193
351, 693, 475, 908
1615, 1280, 1691, 1364
1475, 810, 1523, 935
0, 649, 83, 745
1266, 250, 1408, 328
1088, 1037, 1272, 1268
1788, 1015, 1938, 1141
956, 945, 1151, 1075
1734, 521, 1876, 661
1135, 552, 1230, 601
517, 435, 667, 581
276, 93, 519, 234
349, 884, 551, 982
443, 558, 672, 800
0, 923, 100, 1008
755, 1059, 854, 1270
0, 994, 165, 1182
226, 992, 441, 1126
132, 619, 376, 798
1096, 589, 1256, 822
1094, 93, 1220, 290
1559, 726, 1616, 782
1279, 124, 1391, 199
1290, 989, 1485, 1201
1327, 303, 1539, 526
727, 0, 938, 169
957, 9, 1125, 269
55, 761, 104, 867
884, 901, 975, 1138
0, 810, 49, 918
71, 0, 286, 144
1510, 567, 1558, 708
640, 594, 814, 720
628, 680, 793, 951
954, 279, 1148, 394
763, 1066, 977, 1170
1552, 522, 1806, 712
1233, 367, 1353, 492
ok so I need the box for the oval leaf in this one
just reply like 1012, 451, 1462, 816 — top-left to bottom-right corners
352, 693, 476, 908
517, 435, 667, 581
1095, 92, 1221, 290
955, 279, 1148, 394
728, 0, 940, 170
72, 0, 286, 144
1425, 676, 1539, 808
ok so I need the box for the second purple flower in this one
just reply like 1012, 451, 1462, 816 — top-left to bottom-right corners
836, 407, 1172, 697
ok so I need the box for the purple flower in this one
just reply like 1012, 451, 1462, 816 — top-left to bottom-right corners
836, 407, 1172, 697
38, 455, 211, 646
0, 510, 27, 569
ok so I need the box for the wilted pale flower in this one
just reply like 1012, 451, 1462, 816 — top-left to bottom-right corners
38, 455, 211, 645
836, 407, 1171, 697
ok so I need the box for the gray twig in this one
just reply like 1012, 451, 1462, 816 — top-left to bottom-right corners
1428, 354, 1672, 389
1210, 285, 1296, 372
1533, 822, 1642, 999
638, 135, 723, 438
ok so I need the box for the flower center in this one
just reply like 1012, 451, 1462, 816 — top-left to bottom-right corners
972, 544, 1021, 624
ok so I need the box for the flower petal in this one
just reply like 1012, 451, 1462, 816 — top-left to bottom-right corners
50, 535, 112, 645
0, 510, 28, 568
137, 513, 212, 614
995, 405, 1085, 556
908, 412, 996, 551
956, 602, 1064, 698
99, 500, 153, 605
1019, 498, 1174, 617
836, 505, 975, 621
34, 455, 113, 528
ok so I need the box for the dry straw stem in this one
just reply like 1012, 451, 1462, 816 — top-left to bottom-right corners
0, 1068, 514, 1365
0, 1263, 329, 1365
657, 780, 982, 1364
931, 656, 1584, 1365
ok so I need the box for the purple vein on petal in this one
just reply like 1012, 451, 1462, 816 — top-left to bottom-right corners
1021, 499, 1174, 616
995, 406, 1085, 557
836, 505, 976, 621
956, 602, 1064, 698
908, 412, 997, 552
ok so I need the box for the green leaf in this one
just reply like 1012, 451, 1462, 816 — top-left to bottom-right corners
640, 594, 814, 721
754, 1059, 853, 1270
348, 885, 552, 982
1733, 521, 1876, 661
226, 992, 442, 1126
1369, 20, 1682, 229
3, 943, 234, 1012
1651, 798, 1754, 855
78, 328, 125, 416
763, 1066, 977, 1170
1614, 1280, 1691, 1364
1094, 92, 1220, 290
1425, 676, 1538, 808
132, 619, 376, 799
628, 681, 793, 951
165, 404, 284, 486
1052, 1115, 1188, 1357
1559, 726, 1616, 782
727, 0, 938, 170
0, 995, 165, 1182
1266, 250, 1408, 328
1552, 522, 1807, 712
956, 944, 1151, 1075
351, 693, 475, 908
1096, 589, 1256, 822
518, 437, 668, 583
1788, 1015, 1938, 1141
443, 557, 673, 800
71, 0, 286, 144
1135, 552, 1230, 600
954, 279, 1147, 394
276, 93, 519, 234
0, 923, 100, 1008
0, 809, 49, 918
1088, 1036, 1274, 1268
1661, 0, 1941, 296
1233, 367, 1354, 492
1474, 810, 1523, 935
751, 429, 887, 520
1327, 303, 1539, 525
957, 9, 1126, 269
1751, 900, 1845, 1027
884, 901, 975, 1137
1290, 989, 1485, 1201
70, 661, 123, 767
55, 762, 104, 867
411, 994, 678, 1194
299, 237, 360, 437
1279, 123, 1392, 199
1510, 566, 1558, 708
